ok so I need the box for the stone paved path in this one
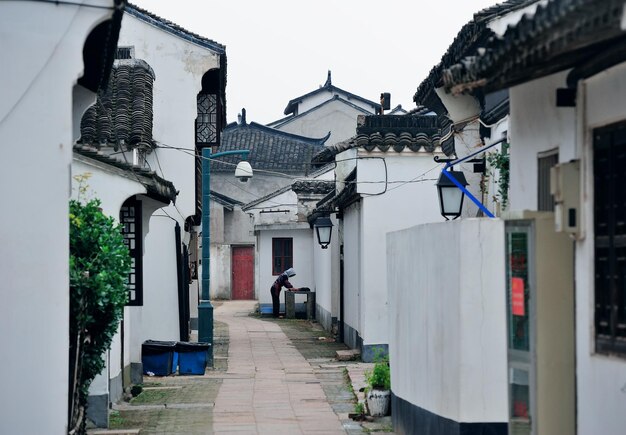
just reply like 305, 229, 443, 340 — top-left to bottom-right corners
103, 301, 393, 434
212, 300, 346, 434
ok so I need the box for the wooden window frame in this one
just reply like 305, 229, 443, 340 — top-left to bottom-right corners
594, 121, 626, 356
272, 238, 293, 276
537, 149, 558, 212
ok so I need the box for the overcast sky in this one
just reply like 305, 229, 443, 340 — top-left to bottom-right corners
131, 0, 499, 125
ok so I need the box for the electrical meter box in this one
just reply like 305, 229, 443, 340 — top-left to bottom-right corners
550, 160, 580, 235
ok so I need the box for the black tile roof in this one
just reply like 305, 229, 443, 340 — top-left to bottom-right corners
291, 180, 335, 196
212, 121, 329, 175
311, 114, 455, 164
413, 0, 540, 109
126, 4, 225, 54
79, 59, 155, 150
442, 0, 626, 94
210, 190, 243, 210
282, 72, 380, 116
74, 144, 177, 204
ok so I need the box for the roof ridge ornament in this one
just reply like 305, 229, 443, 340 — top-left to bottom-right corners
324, 70, 332, 87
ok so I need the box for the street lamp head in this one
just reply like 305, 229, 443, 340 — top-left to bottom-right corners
314, 216, 333, 249
436, 169, 468, 220
235, 161, 253, 182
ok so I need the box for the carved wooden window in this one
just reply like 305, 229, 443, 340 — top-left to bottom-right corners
196, 93, 218, 145
594, 121, 626, 356
120, 198, 143, 306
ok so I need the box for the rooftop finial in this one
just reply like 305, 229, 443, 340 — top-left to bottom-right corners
324, 70, 332, 87
240, 108, 247, 125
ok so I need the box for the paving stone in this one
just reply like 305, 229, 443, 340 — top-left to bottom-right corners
107, 301, 394, 434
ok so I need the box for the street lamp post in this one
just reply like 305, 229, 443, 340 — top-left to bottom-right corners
199, 147, 250, 365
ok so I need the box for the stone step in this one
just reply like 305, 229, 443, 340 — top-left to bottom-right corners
336, 349, 361, 361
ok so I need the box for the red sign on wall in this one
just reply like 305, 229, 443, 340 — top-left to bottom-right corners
511, 277, 525, 316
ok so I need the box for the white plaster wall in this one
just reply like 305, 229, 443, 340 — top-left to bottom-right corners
357, 153, 444, 347
312, 215, 337, 328
250, 190, 299, 226
213, 173, 293, 204
257, 229, 315, 306
72, 157, 148, 393
117, 14, 221, 353
212, 244, 231, 299
576, 62, 626, 435
0, 2, 116, 433
275, 98, 367, 146
387, 219, 508, 423
293, 87, 377, 116
509, 71, 576, 211
342, 203, 362, 338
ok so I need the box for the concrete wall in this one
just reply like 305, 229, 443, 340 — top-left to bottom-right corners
387, 219, 508, 431
275, 98, 370, 146
0, 2, 117, 433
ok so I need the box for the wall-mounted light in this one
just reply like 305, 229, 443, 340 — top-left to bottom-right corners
436, 169, 468, 220
314, 216, 333, 249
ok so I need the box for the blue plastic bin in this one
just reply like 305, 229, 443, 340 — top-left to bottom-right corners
142, 340, 177, 376
176, 342, 211, 375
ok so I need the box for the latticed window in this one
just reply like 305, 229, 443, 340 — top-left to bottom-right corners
272, 238, 293, 275
196, 93, 218, 145
594, 121, 626, 356
120, 198, 143, 306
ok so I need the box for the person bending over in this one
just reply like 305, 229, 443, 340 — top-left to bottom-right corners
270, 268, 298, 318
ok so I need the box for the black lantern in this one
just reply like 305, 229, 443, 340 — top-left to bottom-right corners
436, 169, 468, 220
314, 216, 333, 249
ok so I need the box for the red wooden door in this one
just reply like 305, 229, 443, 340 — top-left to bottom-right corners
232, 246, 254, 300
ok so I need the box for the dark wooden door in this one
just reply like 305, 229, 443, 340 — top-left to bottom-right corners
232, 246, 254, 300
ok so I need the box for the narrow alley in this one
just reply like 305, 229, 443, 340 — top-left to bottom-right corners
101, 301, 392, 434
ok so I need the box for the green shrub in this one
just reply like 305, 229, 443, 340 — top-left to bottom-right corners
68, 188, 130, 433
365, 351, 391, 391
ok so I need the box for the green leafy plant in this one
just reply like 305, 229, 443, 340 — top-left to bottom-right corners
68, 174, 130, 434
486, 142, 510, 211
354, 401, 365, 415
365, 350, 391, 391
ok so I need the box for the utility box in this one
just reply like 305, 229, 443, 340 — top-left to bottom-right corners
550, 160, 580, 236
504, 211, 575, 435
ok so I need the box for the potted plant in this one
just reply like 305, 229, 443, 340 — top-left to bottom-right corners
365, 353, 391, 417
